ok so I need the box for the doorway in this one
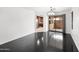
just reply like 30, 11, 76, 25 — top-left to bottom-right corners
48, 15, 65, 33
35, 16, 43, 32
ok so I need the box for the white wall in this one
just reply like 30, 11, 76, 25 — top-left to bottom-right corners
43, 14, 48, 32
0, 7, 35, 45
71, 8, 79, 51
65, 11, 72, 33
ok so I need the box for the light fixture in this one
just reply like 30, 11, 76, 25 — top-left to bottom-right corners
47, 7, 55, 16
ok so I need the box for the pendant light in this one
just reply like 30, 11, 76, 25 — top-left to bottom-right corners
48, 7, 55, 16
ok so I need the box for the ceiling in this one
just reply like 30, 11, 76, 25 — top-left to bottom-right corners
24, 7, 72, 15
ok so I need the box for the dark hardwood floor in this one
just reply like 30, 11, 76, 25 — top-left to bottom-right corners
0, 32, 78, 52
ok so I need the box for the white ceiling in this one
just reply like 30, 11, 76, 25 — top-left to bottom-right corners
25, 7, 71, 12
24, 7, 71, 15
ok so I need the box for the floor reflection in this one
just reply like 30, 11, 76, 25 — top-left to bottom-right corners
48, 32, 63, 51
0, 31, 64, 52
35, 32, 44, 52
35, 32, 63, 52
